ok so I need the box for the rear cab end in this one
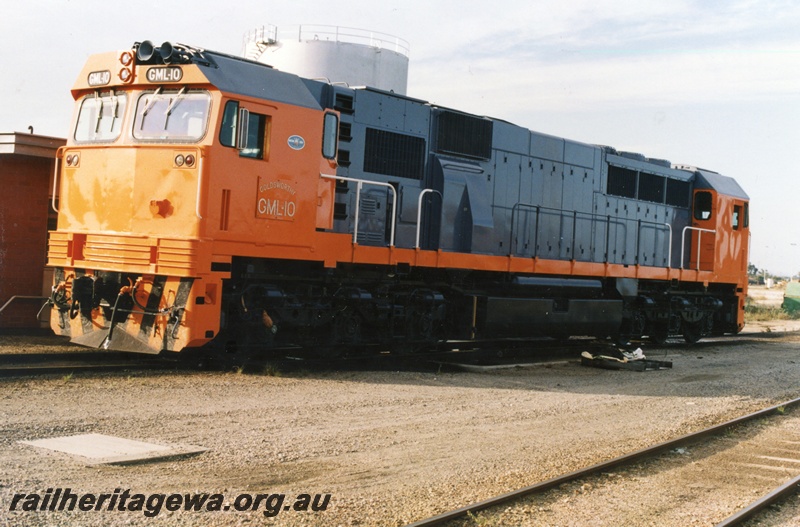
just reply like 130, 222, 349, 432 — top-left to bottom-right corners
683, 167, 750, 333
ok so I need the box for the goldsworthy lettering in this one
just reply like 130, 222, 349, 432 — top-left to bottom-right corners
258, 181, 296, 195
256, 178, 297, 219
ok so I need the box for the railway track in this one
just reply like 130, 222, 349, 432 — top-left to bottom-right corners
0, 350, 180, 378
0, 329, 768, 379
422, 332, 774, 373
0, 338, 574, 379
714, 474, 800, 527
405, 397, 800, 527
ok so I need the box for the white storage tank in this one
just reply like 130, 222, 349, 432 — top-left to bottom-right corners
243, 25, 410, 95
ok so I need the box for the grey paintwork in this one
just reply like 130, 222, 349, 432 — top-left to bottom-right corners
207, 53, 739, 270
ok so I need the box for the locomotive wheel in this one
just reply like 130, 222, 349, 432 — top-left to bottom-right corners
682, 321, 703, 344
333, 310, 361, 344
682, 316, 711, 344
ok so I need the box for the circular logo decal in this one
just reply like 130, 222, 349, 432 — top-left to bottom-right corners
287, 135, 306, 150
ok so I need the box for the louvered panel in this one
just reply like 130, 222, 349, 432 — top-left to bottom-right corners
48, 233, 199, 276
156, 239, 197, 275
46, 232, 72, 264
83, 235, 153, 270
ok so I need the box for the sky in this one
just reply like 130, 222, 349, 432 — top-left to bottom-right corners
2, 0, 799, 276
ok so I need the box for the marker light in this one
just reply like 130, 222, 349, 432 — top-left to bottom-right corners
118, 49, 135, 83
119, 51, 133, 66
184, 154, 195, 167
175, 154, 185, 167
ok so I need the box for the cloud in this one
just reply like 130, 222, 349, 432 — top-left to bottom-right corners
408, 0, 800, 116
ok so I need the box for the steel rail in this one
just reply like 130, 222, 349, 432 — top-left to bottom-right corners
713, 473, 800, 527
404, 396, 800, 527
0, 351, 173, 378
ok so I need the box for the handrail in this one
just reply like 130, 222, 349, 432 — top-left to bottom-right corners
664, 223, 672, 267
681, 226, 716, 271
0, 295, 50, 322
244, 24, 411, 57
509, 202, 674, 266
195, 155, 204, 219
320, 174, 397, 246
51, 148, 63, 213
415, 189, 442, 249
0, 295, 49, 315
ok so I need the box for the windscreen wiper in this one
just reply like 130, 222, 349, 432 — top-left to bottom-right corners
163, 87, 187, 130
94, 91, 104, 134
109, 90, 119, 133
140, 87, 163, 130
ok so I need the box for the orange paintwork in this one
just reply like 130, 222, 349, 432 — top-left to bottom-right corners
72, 51, 211, 96
49, 47, 342, 352
688, 189, 749, 330
714, 192, 749, 330
57, 145, 203, 237
200, 102, 326, 247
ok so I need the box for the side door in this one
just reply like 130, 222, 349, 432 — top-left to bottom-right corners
689, 189, 717, 271
725, 199, 750, 278
209, 99, 275, 240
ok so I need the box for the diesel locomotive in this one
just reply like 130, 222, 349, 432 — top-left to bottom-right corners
46, 40, 750, 356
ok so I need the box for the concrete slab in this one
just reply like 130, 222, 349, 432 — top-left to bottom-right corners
20, 433, 207, 465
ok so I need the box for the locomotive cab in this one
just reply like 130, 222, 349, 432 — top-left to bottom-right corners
688, 179, 749, 280
684, 168, 750, 332
47, 42, 339, 354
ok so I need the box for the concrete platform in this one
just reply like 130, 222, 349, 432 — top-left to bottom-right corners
20, 433, 207, 465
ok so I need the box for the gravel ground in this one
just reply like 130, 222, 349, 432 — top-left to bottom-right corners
446, 399, 800, 527
1, 329, 800, 526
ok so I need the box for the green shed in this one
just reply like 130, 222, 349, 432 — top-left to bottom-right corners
783, 282, 800, 313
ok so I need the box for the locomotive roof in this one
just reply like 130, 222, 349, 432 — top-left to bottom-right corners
197, 50, 323, 111
690, 168, 750, 200
106, 41, 324, 111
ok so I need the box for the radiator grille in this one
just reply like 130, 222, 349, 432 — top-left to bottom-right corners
48, 233, 197, 276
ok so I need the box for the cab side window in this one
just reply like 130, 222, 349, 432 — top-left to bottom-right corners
693, 191, 713, 221
322, 112, 338, 159
240, 112, 269, 159
219, 101, 238, 147
219, 100, 270, 159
